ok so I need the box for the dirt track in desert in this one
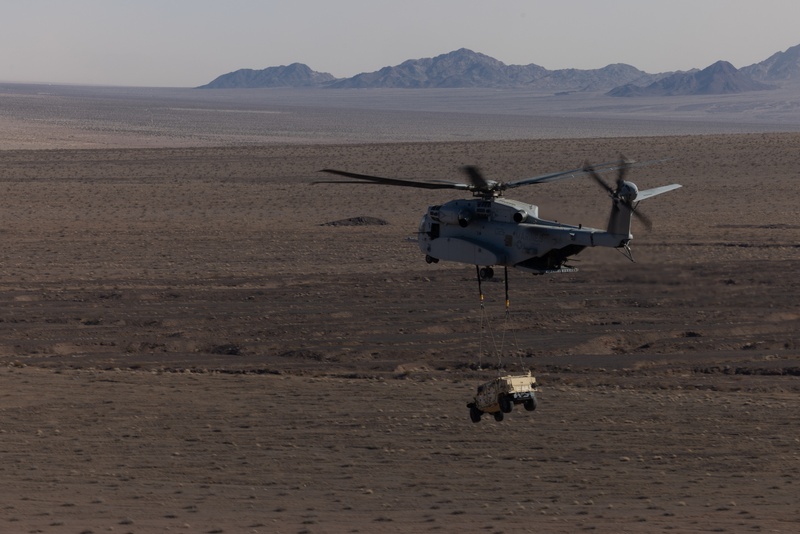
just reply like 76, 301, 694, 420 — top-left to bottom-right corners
0, 125, 799, 532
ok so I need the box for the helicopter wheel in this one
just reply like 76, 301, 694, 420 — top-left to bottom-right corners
479, 267, 494, 280
425, 255, 439, 264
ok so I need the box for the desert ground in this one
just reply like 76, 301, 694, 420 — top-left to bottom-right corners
0, 85, 799, 533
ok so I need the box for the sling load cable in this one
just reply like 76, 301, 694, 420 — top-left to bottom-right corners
499, 266, 525, 371
473, 266, 528, 373
493, 266, 509, 370
475, 265, 498, 370
475, 265, 508, 376
478, 266, 523, 373
494, 266, 517, 371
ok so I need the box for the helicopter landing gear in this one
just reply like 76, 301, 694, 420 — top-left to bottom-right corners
478, 267, 494, 280
425, 255, 439, 264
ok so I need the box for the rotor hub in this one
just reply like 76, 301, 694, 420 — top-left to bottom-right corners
616, 181, 638, 203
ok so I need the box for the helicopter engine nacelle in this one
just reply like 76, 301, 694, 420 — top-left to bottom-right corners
431, 205, 473, 227
513, 210, 528, 223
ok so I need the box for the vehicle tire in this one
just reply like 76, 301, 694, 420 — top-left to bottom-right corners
499, 395, 513, 413
493, 411, 504, 422
469, 405, 482, 423
524, 397, 538, 412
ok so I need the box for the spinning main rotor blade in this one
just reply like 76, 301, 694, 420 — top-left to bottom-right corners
317, 169, 470, 190
462, 165, 492, 190
319, 159, 666, 195
507, 160, 622, 188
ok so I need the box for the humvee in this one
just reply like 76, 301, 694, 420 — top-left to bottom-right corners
467, 372, 538, 423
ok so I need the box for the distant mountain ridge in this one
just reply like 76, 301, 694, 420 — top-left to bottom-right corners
199, 49, 663, 92
199, 63, 336, 89
741, 43, 800, 82
199, 44, 800, 95
607, 60, 776, 96
327, 49, 547, 88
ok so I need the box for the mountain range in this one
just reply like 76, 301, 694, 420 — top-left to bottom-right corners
607, 60, 776, 96
198, 44, 800, 96
199, 63, 337, 89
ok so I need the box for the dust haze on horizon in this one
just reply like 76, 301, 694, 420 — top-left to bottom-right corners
2, 0, 799, 88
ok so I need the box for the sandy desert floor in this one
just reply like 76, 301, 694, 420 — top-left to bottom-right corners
0, 88, 799, 532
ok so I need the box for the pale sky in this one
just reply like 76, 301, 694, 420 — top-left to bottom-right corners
2, 0, 799, 87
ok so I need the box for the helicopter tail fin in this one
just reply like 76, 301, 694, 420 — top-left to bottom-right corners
606, 200, 635, 237
636, 183, 682, 201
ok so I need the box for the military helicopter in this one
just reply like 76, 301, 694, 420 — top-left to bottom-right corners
319, 158, 681, 281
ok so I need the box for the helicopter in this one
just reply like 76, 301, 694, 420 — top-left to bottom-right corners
319, 157, 681, 281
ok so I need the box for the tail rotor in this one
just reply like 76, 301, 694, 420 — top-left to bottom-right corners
584, 155, 652, 231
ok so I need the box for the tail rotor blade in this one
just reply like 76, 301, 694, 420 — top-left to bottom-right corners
617, 154, 631, 189
589, 156, 654, 232
583, 161, 614, 195
630, 203, 652, 231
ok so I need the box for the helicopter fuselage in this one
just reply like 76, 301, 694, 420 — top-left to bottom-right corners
418, 197, 630, 274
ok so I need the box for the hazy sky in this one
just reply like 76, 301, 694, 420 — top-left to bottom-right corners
2, 0, 799, 87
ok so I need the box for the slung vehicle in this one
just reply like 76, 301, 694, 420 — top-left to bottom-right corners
467, 372, 539, 423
